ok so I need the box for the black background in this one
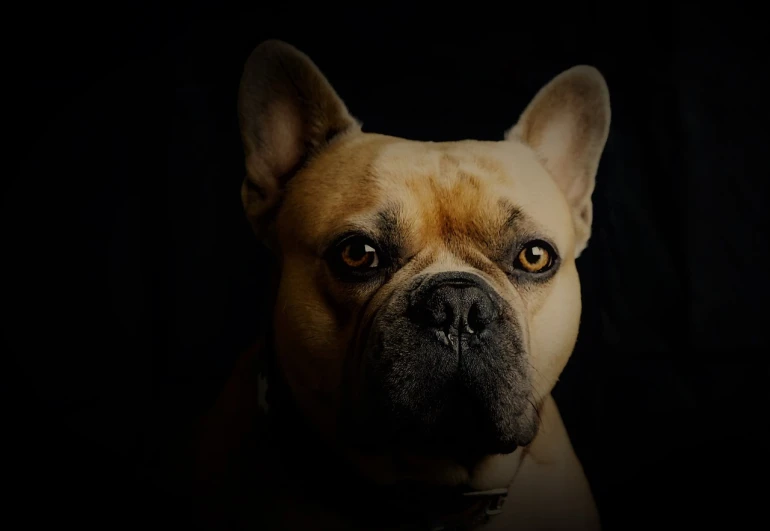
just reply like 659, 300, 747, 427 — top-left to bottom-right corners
4, 4, 769, 530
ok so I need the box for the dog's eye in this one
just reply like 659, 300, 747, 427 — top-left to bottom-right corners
515, 241, 555, 273
326, 234, 387, 282
338, 237, 380, 270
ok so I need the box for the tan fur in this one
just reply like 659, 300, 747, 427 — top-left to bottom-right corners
210, 39, 611, 530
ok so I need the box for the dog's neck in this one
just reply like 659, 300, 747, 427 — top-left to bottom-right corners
256, 333, 512, 531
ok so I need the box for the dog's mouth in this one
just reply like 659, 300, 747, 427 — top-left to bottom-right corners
341, 368, 535, 473
452, 398, 523, 455
340, 271, 537, 475
404, 387, 526, 456
347, 342, 536, 466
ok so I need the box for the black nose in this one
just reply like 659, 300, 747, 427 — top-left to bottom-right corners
411, 277, 499, 334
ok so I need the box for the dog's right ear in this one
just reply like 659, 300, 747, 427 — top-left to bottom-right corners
505, 66, 610, 258
238, 40, 360, 240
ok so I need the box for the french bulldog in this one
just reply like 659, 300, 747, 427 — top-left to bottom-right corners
195, 39, 611, 531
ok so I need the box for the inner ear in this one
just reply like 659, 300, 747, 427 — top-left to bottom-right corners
237, 40, 360, 240
506, 66, 611, 257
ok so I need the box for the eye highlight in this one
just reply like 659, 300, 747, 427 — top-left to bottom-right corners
340, 239, 379, 269
514, 240, 556, 274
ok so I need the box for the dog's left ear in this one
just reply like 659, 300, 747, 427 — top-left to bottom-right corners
506, 66, 611, 257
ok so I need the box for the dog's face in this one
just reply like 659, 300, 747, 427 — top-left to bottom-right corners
238, 41, 610, 486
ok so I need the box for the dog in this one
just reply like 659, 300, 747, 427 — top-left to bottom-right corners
193, 40, 611, 531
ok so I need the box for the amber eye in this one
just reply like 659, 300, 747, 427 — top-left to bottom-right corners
339, 238, 380, 270
515, 241, 555, 273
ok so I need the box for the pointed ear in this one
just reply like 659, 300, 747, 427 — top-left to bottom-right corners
505, 66, 611, 257
238, 40, 360, 239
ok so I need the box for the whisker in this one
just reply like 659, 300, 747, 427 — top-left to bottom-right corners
525, 358, 548, 386
526, 395, 543, 425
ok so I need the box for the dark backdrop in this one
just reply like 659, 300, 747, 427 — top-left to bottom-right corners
4, 5, 768, 530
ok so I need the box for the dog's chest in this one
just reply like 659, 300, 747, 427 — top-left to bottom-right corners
251, 466, 511, 531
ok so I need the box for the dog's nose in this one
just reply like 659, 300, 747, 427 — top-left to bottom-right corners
412, 280, 498, 334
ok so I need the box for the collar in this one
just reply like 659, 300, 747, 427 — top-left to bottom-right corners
256, 336, 511, 531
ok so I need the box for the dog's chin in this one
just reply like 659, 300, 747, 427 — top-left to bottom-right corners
392, 398, 536, 459
340, 406, 537, 490
406, 428, 527, 475
395, 432, 529, 489
345, 440, 526, 490
399, 427, 521, 470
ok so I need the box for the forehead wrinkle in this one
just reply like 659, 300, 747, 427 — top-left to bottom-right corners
428, 160, 499, 240
369, 141, 519, 249
374, 202, 410, 251
498, 199, 524, 234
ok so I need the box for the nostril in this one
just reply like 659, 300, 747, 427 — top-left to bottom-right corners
421, 294, 453, 329
465, 294, 497, 333
466, 303, 481, 333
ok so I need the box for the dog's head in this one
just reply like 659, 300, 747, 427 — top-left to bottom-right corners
238, 41, 610, 487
